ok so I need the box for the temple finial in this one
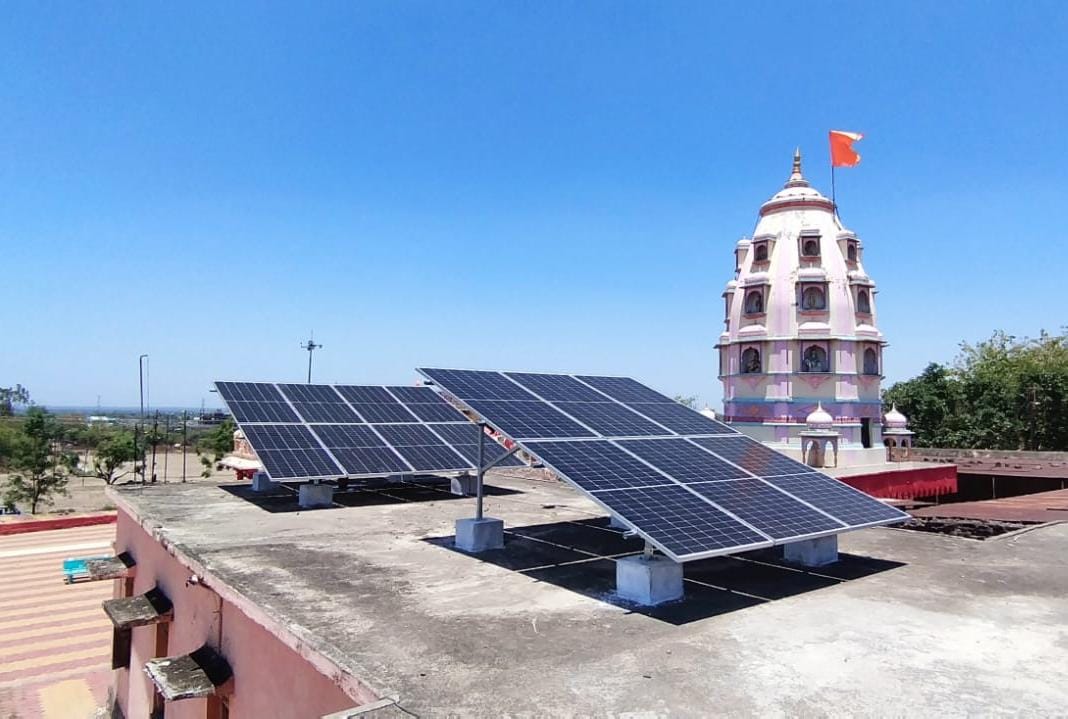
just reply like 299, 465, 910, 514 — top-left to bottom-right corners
793, 147, 802, 176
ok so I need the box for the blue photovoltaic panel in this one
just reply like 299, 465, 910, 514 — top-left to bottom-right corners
386, 386, 470, 423
427, 423, 523, 467
766, 473, 908, 526
687, 479, 845, 539
505, 372, 606, 402
216, 382, 301, 423
277, 383, 361, 423
617, 439, 751, 483
690, 435, 811, 477
335, 386, 399, 404
419, 368, 535, 400
590, 485, 768, 556
464, 399, 596, 440
373, 424, 469, 471
523, 440, 674, 492
573, 375, 674, 403
624, 402, 738, 435
349, 402, 419, 424
552, 402, 669, 437
240, 424, 342, 479
311, 423, 413, 476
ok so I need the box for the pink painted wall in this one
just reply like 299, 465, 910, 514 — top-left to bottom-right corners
113, 510, 360, 718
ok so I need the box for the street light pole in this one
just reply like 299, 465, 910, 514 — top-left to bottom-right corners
138, 354, 148, 483
300, 333, 322, 383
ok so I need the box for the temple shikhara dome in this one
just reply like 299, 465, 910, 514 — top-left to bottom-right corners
718, 149, 886, 465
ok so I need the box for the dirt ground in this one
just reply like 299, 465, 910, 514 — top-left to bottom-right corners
1, 450, 236, 516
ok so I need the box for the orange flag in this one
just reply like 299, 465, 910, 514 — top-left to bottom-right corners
829, 130, 863, 167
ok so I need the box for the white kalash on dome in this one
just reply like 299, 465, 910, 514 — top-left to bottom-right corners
717, 149, 887, 467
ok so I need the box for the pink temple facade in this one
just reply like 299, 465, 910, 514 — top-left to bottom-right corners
718, 150, 886, 466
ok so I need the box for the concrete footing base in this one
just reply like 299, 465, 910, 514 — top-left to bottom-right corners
608, 515, 628, 530
783, 535, 839, 567
251, 472, 277, 492
455, 517, 504, 552
616, 555, 684, 605
298, 483, 335, 509
451, 474, 477, 496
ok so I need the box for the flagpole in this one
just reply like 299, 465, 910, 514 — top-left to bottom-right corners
831, 162, 837, 217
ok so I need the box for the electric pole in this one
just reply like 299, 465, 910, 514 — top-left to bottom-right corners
301, 332, 322, 383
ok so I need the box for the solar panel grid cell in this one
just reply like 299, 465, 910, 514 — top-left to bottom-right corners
277, 383, 362, 423
464, 399, 596, 439
687, 478, 845, 539
766, 473, 907, 526
419, 369, 535, 400
553, 402, 673, 437
505, 373, 606, 402
311, 424, 387, 449
330, 447, 412, 476
523, 440, 675, 491
573, 375, 672, 403
347, 403, 419, 424
691, 436, 811, 476
216, 382, 300, 423
616, 438, 751, 483
624, 402, 738, 435
590, 485, 769, 556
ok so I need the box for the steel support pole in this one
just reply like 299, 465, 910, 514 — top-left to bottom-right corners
475, 422, 486, 520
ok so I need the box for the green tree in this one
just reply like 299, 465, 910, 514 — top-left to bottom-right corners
0, 385, 30, 416
673, 394, 699, 410
91, 430, 142, 485
196, 418, 235, 478
884, 329, 1068, 451
3, 407, 75, 513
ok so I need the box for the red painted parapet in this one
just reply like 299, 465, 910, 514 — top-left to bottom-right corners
0, 512, 117, 536
838, 464, 957, 500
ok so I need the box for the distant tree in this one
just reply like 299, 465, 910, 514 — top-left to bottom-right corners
91, 430, 142, 485
0, 385, 30, 416
196, 418, 235, 478
3, 407, 76, 513
884, 329, 1068, 451
673, 395, 699, 410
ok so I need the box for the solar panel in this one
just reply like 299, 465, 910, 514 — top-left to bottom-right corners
240, 424, 343, 480
690, 435, 811, 477
277, 383, 361, 423
215, 382, 301, 423
417, 368, 909, 562
215, 381, 503, 482
428, 423, 523, 468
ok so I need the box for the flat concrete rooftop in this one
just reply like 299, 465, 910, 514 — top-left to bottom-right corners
112, 473, 1068, 716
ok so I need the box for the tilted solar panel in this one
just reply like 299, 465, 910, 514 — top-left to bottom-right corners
417, 368, 909, 562
215, 381, 515, 482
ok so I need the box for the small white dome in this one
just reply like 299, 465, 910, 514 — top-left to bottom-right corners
699, 407, 717, 420
805, 402, 834, 429
884, 404, 908, 428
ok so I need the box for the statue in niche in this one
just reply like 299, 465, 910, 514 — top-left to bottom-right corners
742, 348, 761, 374
857, 290, 871, 313
863, 348, 879, 375
802, 286, 826, 310
754, 243, 768, 262
803, 345, 828, 373
745, 291, 764, 314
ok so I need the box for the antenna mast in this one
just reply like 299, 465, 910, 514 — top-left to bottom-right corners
301, 332, 322, 383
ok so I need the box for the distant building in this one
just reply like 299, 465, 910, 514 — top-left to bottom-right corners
718, 151, 952, 499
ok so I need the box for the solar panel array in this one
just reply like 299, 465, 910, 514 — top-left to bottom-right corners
417, 368, 909, 562
214, 381, 521, 481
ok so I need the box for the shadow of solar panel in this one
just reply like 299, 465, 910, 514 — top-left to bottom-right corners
589, 485, 768, 558
616, 439, 750, 483
465, 400, 596, 439
766, 473, 908, 527
687, 478, 845, 539
419, 368, 536, 400
551, 402, 671, 437
278, 383, 361, 423
216, 382, 300, 423
690, 436, 811, 477
624, 403, 738, 435
524, 440, 675, 491
505, 373, 606, 402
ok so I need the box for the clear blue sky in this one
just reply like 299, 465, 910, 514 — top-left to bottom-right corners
2, 2, 1065, 410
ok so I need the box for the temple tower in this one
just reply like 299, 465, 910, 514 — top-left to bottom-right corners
717, 150, 886, 465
